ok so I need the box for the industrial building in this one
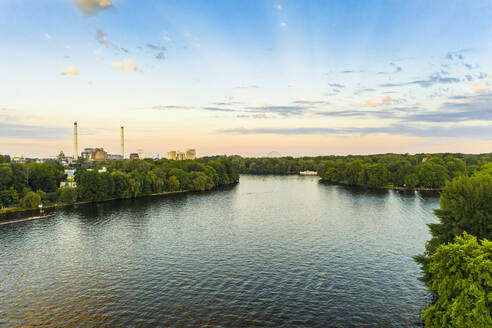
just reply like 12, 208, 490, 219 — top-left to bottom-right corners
167, 148, 196, 160
69, 122, 127, 162
129, 153, 139, 160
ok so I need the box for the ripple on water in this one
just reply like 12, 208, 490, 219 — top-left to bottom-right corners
0, 175, 437, 327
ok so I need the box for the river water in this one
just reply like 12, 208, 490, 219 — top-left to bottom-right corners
0, 175, 439, 327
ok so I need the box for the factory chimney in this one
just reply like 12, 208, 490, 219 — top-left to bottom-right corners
120, 126, 124, 158
74, 121, 78, 160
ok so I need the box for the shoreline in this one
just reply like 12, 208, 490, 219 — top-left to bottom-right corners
0, 182, 239, 223
319, 179, 441, 192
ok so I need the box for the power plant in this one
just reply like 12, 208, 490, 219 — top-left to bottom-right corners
66, 122, 197, 163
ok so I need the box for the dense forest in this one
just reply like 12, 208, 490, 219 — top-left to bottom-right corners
0, 155, 238, 211
229, 153, 492, 189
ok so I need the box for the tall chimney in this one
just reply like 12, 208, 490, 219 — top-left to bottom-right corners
120, 126, 124, 158
74, 121, 78, 160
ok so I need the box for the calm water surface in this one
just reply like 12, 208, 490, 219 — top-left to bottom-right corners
0, 175, 439, 327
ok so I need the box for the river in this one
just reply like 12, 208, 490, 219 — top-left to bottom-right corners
0, 175, 439, 327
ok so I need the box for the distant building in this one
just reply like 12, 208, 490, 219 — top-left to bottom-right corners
81, 147, 108, 161
108, 154, 123, 160
167, 151, 177, 160
177, 151, 186, 160
60, 169, 77, 188
300, 170, 318, 176
167, 149, 197, 160
129, 153, 139, 160
186, 149, 196, 160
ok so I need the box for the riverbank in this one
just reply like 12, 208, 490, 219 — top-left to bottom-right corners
0, 183, 239, 222
319, 179, 441, 192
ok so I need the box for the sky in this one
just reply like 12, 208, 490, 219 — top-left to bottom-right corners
1, 0, 492, 158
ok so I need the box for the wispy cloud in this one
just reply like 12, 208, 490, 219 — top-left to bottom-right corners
95, 29, 128, 55
44, 33, 52, 40
146, 44, 167, 60
0, 122, 70, 140
280, 22, 287, 28
112, 60, 138, 73
217, 124, 492, 139
380, 72, 460, 88
76, 0, 115, 15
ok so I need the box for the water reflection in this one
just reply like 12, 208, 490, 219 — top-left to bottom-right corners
1, 176, 438, 327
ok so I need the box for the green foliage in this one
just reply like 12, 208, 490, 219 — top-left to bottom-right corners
76, 170, 107, 202
418, 161, 449, 188
20, 191, 41, 209
0, 187, 19, 208
58, 186, 77, 204
416, 174, 492, 283
422, 233, 492, 328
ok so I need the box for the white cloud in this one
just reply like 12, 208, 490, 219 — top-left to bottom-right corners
275, 4, 283, 10
163, 35, 173, 42
76, 0, 114, 14
44, 33, 52, 40
280, 22, 287, 28
472, 84, 488, 93
112, 60, 138, 73
64, 66, 80, 76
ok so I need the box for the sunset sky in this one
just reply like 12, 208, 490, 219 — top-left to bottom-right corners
1, 0, 492, 158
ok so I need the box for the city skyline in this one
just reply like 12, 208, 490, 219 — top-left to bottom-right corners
1, 0, 492, 157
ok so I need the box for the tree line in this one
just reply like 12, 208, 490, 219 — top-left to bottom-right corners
229, 153, 492, 189
0, 155, 238, 210
414, 167, 492, 327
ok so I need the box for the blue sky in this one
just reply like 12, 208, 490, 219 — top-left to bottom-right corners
1, 0, 491, 157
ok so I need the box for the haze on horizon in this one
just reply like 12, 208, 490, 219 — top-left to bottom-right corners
1, 0, 492, 158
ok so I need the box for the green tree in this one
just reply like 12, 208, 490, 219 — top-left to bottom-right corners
167, 176, 180, 191
366, 163, 390, 187
344, 160, 364, 185
418, 161, 449, 188
20, 191, 41, 209
415, 174, 492, 283
423, 233, 492, 328
58, 186, 77, 204
76, 170, 107, 202
0, 187, 19, 208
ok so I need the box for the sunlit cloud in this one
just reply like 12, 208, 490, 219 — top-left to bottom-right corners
112, 60, 138, 73
280, 22, 287, 27
275, 4, 283, 10
381, 95, 391, 105
63, 66, 80, 76
472, 84, 488, 93
163, 35, 173, 42
44, 33, 52, 40
76, 0, 115, 14
364, 98, 379, 107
